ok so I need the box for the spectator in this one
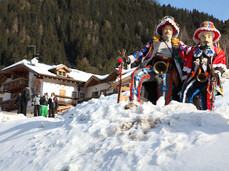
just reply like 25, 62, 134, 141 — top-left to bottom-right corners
40, 93, 49, 117
14, 93, 22, 114
21, 84, 30, 116
48, 93, 58, 118
32, 92, 41, 117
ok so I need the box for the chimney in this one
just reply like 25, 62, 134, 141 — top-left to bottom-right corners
31, 57, 39, 66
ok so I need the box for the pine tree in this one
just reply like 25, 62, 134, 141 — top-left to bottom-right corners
0, 0, 228, 74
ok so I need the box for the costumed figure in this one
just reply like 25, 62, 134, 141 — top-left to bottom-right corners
124, 16, 186, 109
181, 21, 227, 110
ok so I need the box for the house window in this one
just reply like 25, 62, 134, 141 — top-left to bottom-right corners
80, 93, 85, 99
63, 72, 66, 76
59, 71, 62, 76
72, 91, 77, 98
92, 91, 99, 97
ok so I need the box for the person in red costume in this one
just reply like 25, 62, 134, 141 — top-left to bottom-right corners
181, 21, 227, 110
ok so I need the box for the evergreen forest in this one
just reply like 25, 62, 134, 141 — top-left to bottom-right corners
0, 0, 228, 74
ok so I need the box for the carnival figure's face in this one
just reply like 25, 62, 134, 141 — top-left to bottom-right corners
162, 25, 173, 40
200, 31, 213, 46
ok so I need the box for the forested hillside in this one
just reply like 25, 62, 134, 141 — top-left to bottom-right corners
0, 0, 228, 74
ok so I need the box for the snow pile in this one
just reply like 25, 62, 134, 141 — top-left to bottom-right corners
0, 113, 26, 122
1, 81, 229, 171
222, 69, 229, 79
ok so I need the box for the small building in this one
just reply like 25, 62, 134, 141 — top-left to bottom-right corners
0, 58, 133, 112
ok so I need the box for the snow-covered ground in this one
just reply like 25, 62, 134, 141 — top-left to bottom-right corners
1, 79, 229, 171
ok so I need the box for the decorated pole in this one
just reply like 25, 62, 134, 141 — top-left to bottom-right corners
117, 49, 126, 103
117, 56, 123, 103
208, 64, 221, 110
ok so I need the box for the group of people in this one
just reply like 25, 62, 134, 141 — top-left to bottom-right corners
124, 16, 227, 110
32, 92, 58, 118
14, 86, 58, 118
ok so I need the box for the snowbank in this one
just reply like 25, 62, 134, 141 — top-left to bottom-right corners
0, 113, 26, 122
0, 80, 229, 171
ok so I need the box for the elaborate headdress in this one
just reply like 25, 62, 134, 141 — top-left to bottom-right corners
156, 16, 180, 38
193, 21, 221, 43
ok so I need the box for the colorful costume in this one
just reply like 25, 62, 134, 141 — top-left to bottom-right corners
126, 16, 185, 107
181, 21, 227, 110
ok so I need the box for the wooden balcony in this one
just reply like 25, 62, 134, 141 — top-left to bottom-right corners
56, 95, 77, 106
1, 98, 18, 111
3, 78, 28, 92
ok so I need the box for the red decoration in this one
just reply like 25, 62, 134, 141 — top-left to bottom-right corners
190, 71, 195, 77
117, 58, 123, 63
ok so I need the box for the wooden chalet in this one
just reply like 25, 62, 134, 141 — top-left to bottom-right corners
0, 58, 86, 111
0, 58, 134, 112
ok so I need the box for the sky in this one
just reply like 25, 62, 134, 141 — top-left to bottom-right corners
158, 0, 229, 22
1, 71, 229, 170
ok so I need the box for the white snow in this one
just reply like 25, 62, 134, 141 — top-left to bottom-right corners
1, 79, 229, 171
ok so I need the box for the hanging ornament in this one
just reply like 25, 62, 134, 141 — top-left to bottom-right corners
132, 88, 138, 95
161, 73, 167, 79
162, 85, 168, 92
194, 59, 200, 66
205, 49, 214, 57
135, 75, 141, 81
194, 49, 202, 58
142, 68, 148, 74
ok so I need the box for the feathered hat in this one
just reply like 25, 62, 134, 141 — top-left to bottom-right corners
156, 16, 180, 37
193, 21, 221, 43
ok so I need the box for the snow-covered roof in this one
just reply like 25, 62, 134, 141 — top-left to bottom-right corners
1, 59, 137, 86
1, 59, 101, 82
